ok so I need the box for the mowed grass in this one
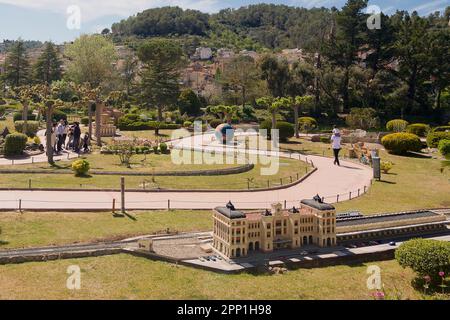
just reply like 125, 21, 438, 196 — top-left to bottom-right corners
0, 156, 307, 190
0, 255, 442, 300
280, 138, 450, 214
0, 211, 212, 249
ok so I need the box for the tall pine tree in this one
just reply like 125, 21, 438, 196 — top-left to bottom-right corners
33, 42, 62, 85
4, 40, 30, 88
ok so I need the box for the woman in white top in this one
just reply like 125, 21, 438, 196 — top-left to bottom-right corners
331, 127, 342, 166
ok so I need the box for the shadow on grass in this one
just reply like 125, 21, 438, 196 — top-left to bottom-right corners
377, 179, 397, 185
0, 240, 9, 246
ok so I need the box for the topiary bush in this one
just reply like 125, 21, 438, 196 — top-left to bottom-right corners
406, 123, 430, 137
380, 161, 394, 173
386, 119, 409, 132
81, 117, 89, 126
427, 131, 450, 148
4, 133, 28, 156
159, 142, 169, 154
260, 121, 294, 142
14, 121, 40, 137
209, 119, 222, 129
43, 109, 67, 122
183, 121, 192, 128
298, 117, 318, 133
13, 111, 36, 122
381, 132, 422, 154
438, 139, 450, 160
395, 239, 450, 283
71, 159, 90, 176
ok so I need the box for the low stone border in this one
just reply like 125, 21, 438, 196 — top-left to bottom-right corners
0, 163, 254, 177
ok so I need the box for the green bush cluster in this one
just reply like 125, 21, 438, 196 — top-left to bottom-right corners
298, 117, 318, 132
81, 117, 90, 126
71, 159, 90, 176
209, 119, 223, 128
386, 119, 409, 132
438, 139, 450, 159
381, 132, 422, 154
395, 239, 450, 281
406, 123, 430, 137
260, 120, 294, 142
118, 114, 180, 131
4, 133, 28, 156
14, 121, 40, 137
433, 126, 450, 132
183, 121, 193, 128
159, 142, 169, 154
43, 109, 67, 122
13, 111, 37, 122
426, 131, 450, 148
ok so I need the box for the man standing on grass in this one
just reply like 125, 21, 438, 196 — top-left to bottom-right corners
331, 126, 342, 166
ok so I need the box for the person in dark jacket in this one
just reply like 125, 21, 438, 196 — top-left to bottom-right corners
73, 122, 81, 153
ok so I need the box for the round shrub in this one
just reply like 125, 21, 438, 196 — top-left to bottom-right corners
14, 121, 40, 137
426, 131, 450, 148
71, 159, 90, 176
406, 123, 430, 137
209, 119, 222, 129
381, 132, 422, 154
13, 111, 36, 122
386, 119, 409, 132
159, 142, 169, 154
183, 121, 193, 128
4, 133, 28, 156
395, 239, 450, 282
438, 139, 450, 160
81, 117, 89, 126
260, 121, 294, 142
298, 117, 318, 133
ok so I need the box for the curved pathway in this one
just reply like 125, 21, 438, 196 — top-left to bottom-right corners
0, 132, 373, 210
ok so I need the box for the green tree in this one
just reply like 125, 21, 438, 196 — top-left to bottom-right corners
33, 42, 62, 85
260, 55, 290, 98
65, 34, 117, 87
138, 39, 185, 122
178, 89, 202, 116
4, 40, 30, 87
293, 96, 314, 138
220, 55, 260, 108
326, 0, 368, 112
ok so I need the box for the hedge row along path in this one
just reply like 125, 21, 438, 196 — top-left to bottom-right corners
0, 131, 373, 210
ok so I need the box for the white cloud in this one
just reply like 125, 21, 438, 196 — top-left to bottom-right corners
0, 0, 221, 21
411, 0, 448, 14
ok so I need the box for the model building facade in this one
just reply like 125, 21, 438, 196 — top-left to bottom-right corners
213, 197, 337, 258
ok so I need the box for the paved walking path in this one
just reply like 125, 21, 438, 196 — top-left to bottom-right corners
0, 129, 79, 165
0, 132, 373, 210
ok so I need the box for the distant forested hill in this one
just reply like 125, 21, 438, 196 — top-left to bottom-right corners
111, 4, 333, 50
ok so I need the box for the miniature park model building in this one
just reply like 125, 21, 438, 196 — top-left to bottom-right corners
92, 103, 123, 137
213, 197, 337, 259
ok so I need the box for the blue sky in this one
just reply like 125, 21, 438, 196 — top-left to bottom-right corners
0, 0, 448, 43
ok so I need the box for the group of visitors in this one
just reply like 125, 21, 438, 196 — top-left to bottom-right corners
47, 120, 90, 154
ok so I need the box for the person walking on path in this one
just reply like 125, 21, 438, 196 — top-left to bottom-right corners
73, 122, 81, 153
51, 123, 57, 155
331, 129, 342, 166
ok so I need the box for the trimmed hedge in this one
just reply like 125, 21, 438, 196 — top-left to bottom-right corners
406, 123, 430, 137
13, 111, 36, 122
298, 117, 318, 132
386, 119, 409, 132
209, 119, 222, 129
81, 117, 89, 126
438, 139, 450, 160
118, 114, 180, 131
4, 133, 28, 156
381, 132, 422, 154
260, 120, 294, 142
426, 131, 450, 148
43, 109, 67, 122
14, 121, 40, 137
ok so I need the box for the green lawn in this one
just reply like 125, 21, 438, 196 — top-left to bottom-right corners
0, 211, 211, 249
1, 255, 447, 300
280, 138, 450, 214
0, 156, 308, 190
